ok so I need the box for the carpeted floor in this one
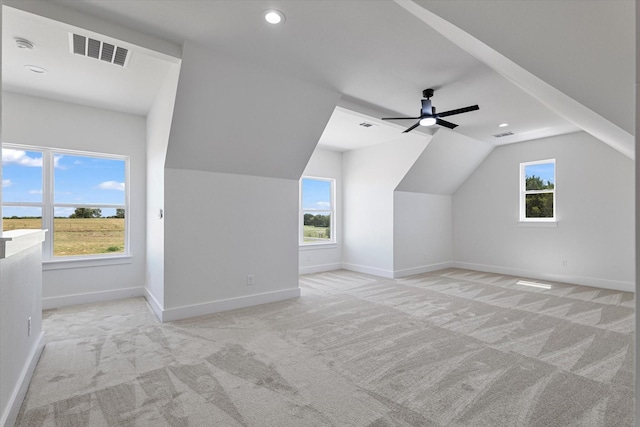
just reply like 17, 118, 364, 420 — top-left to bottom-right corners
15, 269, 634, 426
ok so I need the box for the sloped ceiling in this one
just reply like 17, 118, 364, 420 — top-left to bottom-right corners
403, 0, 634, 158
396, 128, 493, 195
165, 42, 340, 179
3, 0, 633, 164
412, 0, 634, 135
35, 0, 592, 148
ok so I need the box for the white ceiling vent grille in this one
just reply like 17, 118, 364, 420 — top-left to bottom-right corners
70, 33, 130, 67
492, 131, 514, 138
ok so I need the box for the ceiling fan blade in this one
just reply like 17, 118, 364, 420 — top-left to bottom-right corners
421, 99, 432, 116
402, 121, 421, 133
436, 118, 458, 129
436, 105, 479, 118
382, 116, 421, 120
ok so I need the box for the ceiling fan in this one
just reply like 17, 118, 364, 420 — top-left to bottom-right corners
382, 88, 479, 133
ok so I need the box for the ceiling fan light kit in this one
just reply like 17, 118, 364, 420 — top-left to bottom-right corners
382, 88, 479, 133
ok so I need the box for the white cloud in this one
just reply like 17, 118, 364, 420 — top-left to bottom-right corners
54, 155, 64, 169
2, 179, 12, 188
316, 201, 331, 207
29, 189, 42, 195
97, 181, 125, 191
2, 149, 42, 167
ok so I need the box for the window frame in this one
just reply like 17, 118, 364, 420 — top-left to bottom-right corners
2, 143, 131, 263
519, 158, 556, 223
299, 176, 336, 246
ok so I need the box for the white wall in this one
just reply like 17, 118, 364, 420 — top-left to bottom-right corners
2, 92, 147, 307
157, 41, 339, 320
162, 168, 300, 321
299, 148, 343, 274
145, 63, 180, 317
342, 136, 428, 276
453, 131, 634, 291
0, 239, 45, 427
393, 191, 453, 277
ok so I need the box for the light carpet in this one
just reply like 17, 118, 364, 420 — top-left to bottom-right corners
15, 268, 634, 426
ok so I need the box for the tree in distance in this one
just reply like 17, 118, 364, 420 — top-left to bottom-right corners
69, 208, 102, 218
303, 213, 330, 228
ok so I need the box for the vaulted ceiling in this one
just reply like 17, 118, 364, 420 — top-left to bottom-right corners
2, 0, 634, 156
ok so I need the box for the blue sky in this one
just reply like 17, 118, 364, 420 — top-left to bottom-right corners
2, 148, 125, 218
301, 178, 331, 212
525, 162, 554, 184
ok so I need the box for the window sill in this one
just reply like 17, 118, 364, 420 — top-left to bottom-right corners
518, 221, 558, 228
299, 243, 338, 250
43, 254, 132, 271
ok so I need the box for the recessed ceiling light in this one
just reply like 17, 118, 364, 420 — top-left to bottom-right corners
498, 123, 509, 127
24, 65, 47, 74
263, 10, 285, 25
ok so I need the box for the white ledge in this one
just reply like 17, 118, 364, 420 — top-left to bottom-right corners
0, 229, 47, 259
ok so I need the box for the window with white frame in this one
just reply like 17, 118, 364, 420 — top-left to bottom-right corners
300, 177, 335, 245
520, 159, 555, 221
2, 144, 129, 260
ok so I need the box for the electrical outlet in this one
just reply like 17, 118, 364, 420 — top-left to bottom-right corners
562, 260, 568, 267
28, 316, 31, 337
247, 274, 254, 285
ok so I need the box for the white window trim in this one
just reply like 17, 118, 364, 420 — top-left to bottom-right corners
519, 159, 556, 223
2, 143, 130, 263
299, 176, 336, 246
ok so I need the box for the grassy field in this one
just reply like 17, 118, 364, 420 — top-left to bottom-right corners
3, 218, 125, 257
5, 218, 324, 253
303, 225, 330, 242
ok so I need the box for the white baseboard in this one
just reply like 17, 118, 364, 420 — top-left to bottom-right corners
341, 263, 394, 278
299, 262, 343, 275
1, 332, 44, 427
453, 262, 634, 293
143, 288, 164, 322
42, 287, 145, 310
160, 288, 301, 322
393, 262, 454, 278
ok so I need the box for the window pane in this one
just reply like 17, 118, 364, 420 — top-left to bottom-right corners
55, 155, 125, 205
301, 178, 331, 211
1, 148, 43, 203
53, 207, 125, 256
2, 206, 42, 231
525, 194, 554, 218
525, 163, 554, 190
303, 211, 331, 242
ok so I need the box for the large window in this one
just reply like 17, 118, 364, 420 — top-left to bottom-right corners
300, 177, 335, 245
2, 144, 129, 260
520, 159, 555, 221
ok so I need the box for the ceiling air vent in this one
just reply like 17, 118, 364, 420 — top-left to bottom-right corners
492, 131, 514, 138
70, 33, 130, 67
